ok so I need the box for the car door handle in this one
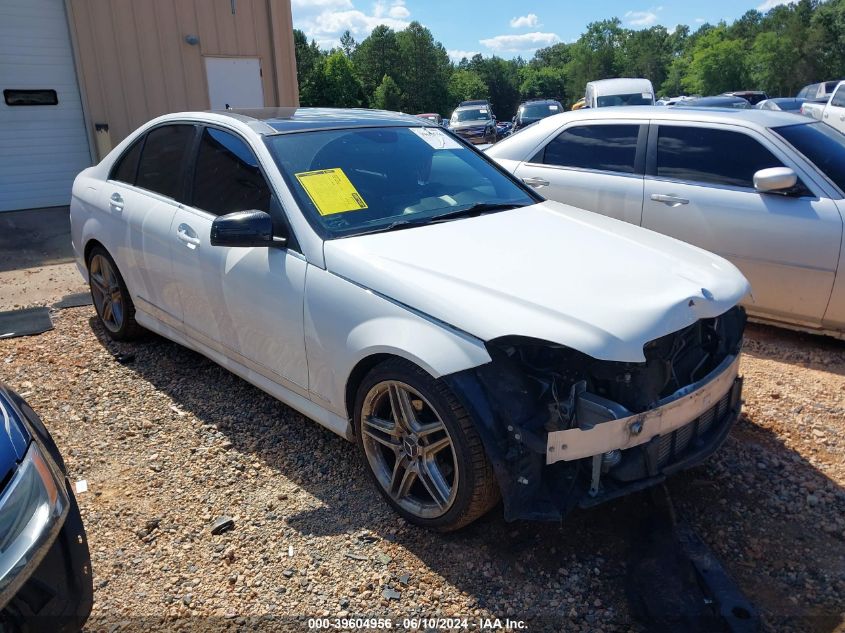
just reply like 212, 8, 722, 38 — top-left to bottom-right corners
109, 192, 124, 212
176, 224, 200, 248
651, 193, 689, 207
522, 176, 550, 188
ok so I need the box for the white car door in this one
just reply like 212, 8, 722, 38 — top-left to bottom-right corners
642, 122, 842, 326
823, 85, 845, 133
105, 124, 196, 328
168, 126, 309, 390
514, 121, 646, 225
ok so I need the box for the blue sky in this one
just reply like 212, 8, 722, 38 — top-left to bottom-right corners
291, 0, 794, 61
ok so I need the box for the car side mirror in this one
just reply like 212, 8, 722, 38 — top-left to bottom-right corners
753, 167, 798, 194
210, 210, 286, 247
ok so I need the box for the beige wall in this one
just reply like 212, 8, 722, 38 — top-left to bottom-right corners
66, 0, 299, 156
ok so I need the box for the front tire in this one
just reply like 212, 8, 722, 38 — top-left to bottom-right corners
86, 246, 142, 341
354, 358, 499, 531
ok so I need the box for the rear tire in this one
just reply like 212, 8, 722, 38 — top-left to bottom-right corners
354, 358, 499, 531
86, 246, 143, 341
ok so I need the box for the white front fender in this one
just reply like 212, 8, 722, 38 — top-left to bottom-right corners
304, 266, 492, 417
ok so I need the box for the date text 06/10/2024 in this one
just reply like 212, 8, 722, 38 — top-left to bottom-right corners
307, 617, 528, 630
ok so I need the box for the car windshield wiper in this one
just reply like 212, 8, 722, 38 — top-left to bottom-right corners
350, 201, 531, 236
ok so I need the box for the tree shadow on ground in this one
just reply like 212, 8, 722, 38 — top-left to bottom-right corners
89, 319, 845, 633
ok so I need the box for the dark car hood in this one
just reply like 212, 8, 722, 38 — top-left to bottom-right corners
0, 385, 31, 489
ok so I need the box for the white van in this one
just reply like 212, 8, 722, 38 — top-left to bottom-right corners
585, 78, 655, 108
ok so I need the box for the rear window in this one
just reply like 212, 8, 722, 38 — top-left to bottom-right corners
110, 137, 144, 184
542, 124, 640, 174
520, 102, 561, 119
773, 122, 845, 194
136, 124, 195, 200
596, 93, 653, 107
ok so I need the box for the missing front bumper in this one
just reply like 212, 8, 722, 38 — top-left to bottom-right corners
546, 353, 741, 465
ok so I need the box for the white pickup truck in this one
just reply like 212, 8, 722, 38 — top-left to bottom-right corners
801, 80, 845, 131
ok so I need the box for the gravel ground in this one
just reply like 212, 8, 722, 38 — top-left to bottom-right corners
0, 307, 843, 632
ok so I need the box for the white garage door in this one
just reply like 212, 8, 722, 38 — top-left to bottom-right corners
0, 0, 91, 212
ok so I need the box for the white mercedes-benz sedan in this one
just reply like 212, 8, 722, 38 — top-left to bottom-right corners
71, 108, 749, 530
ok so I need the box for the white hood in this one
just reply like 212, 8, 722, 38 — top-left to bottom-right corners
323, 201, 750, 362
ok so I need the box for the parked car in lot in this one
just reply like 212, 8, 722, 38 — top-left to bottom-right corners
722, 91, 768, 105
796, 80, 840, 102
448, 104, 497, 145
71, 108, 749, 530
680, 95, 751, 109
800, 80, 845, 131
487, 107, 845, 338
512, 99, 563, 132
0, 384, 92, 631
757, 98, 805, 112
584, 78, 655, 108
416, 113, 443, 126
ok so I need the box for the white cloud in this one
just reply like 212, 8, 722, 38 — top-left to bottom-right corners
448, 49, 479, 62
479, 31, 560, 53
695, 17, 706, 23
757, 0, 796, 10
293, 0, 412, 49
509, 13, 539, 28
624, 9, 659, 27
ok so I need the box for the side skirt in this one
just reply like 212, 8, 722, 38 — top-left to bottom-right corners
134, 310, 353, 442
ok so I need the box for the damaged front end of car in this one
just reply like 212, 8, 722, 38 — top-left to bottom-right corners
443, 306, 746, 521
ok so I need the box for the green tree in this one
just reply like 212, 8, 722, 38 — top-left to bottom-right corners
682, 26, 749, 94
293, 29, 326, 106
395, 22, 451, 113
448, 69, 487, 103
321, 50, 364, 107
519, 66, 566, 100
531, 43, 573, 69
371, 74, 404, 110
339, 30, 357, 57
468, 56, 521, 118
565, 18, 626, 100
748, 31, 797, 95
620, 26, 672, 91
352, 25, 401, 99
809, 0, 845, 80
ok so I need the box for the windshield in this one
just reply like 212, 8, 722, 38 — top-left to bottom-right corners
451, 108, 491, 123
519, 102, 561, 120
596, 93, 653, 107
265, 126, 535, 238
773, 122, 845, 194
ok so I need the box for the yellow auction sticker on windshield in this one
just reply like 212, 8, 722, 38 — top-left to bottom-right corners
294, 168, 368, 216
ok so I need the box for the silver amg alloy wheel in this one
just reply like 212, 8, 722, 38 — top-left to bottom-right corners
360, 381, 458, 519
88, 254, 124, 333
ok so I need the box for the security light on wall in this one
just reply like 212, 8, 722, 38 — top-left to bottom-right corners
184, 34, 199, 45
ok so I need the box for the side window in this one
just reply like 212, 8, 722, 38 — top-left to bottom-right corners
136, 124, 195, 200
656, 126, 784, 188
831, 87, 845, 108
110, 137, 144, 184
542, 124, 640, 174
191, 128, 271, 215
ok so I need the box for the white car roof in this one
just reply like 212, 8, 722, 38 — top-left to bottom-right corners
586, 78, 654, 95
531, 105, 804, 130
